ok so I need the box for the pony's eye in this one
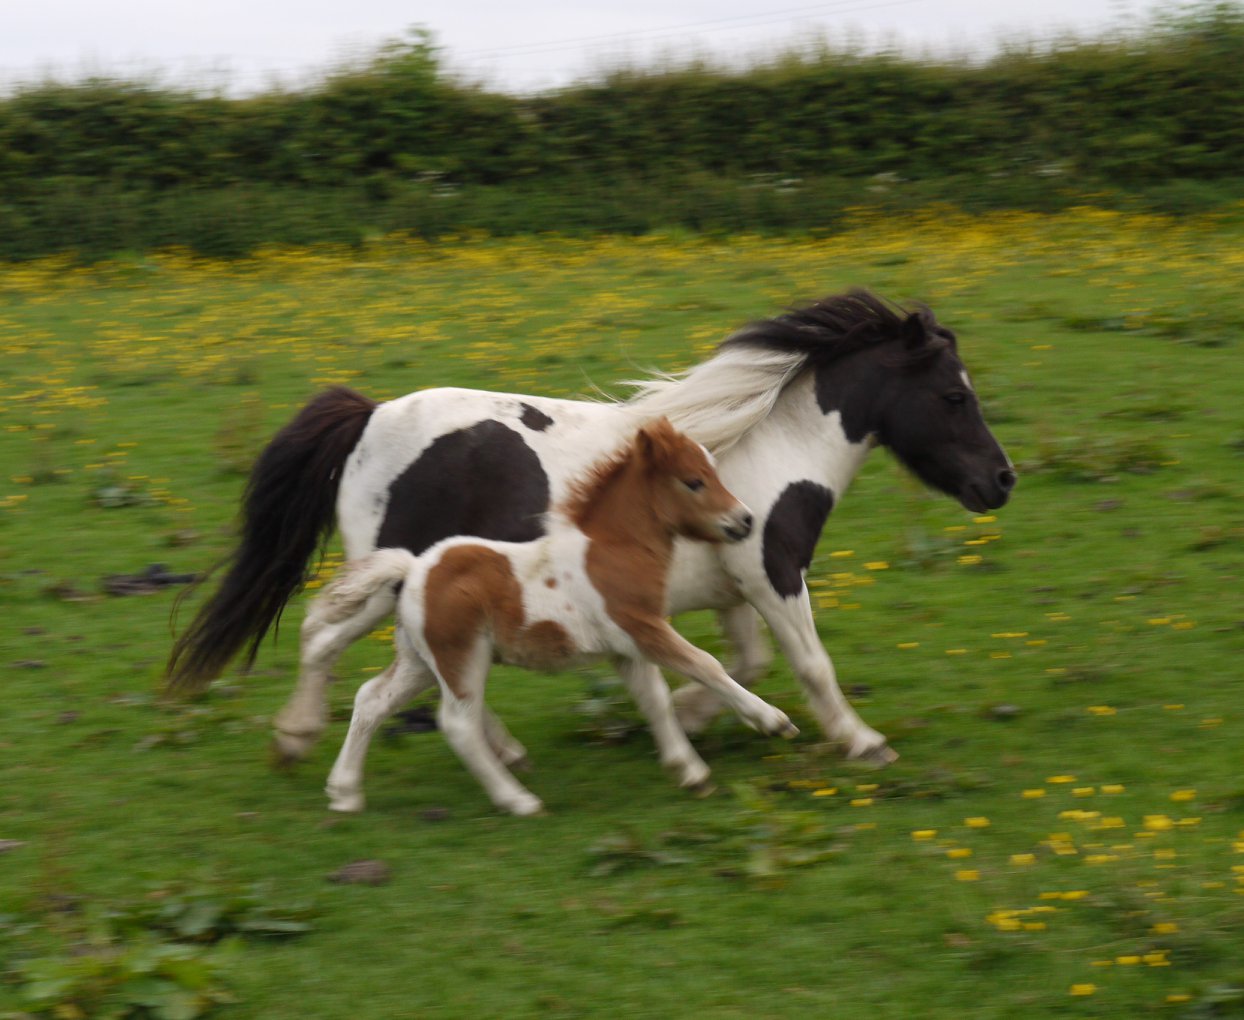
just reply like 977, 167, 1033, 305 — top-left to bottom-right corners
684, 478, 705, 492
944, 391, 968, 406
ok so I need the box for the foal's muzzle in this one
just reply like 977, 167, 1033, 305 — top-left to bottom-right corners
722, 508, 754, 543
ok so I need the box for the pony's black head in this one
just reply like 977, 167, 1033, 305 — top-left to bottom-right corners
870, 309, 1016, 512
725, 290, 1015, 513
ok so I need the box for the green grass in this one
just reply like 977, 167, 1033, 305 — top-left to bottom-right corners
2, 211, 1244, 1017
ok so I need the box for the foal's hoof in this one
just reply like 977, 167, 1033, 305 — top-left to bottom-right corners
326, 787, 365, 813
687, 778, 717, 799
759, 710, 799, 740
503, 793, 546, 817
850, 742, 899, 767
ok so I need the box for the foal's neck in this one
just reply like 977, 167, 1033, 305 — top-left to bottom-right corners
572, 459, 673, 563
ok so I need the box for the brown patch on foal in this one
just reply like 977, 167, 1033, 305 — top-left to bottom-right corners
571, 419, 735, 663
423, 545, 574, 698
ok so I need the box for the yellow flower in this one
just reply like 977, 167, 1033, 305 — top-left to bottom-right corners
1069, 984, 1096, 996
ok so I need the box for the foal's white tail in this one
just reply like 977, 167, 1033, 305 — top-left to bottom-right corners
306, 549, 415, 627
274, 549, 416, 762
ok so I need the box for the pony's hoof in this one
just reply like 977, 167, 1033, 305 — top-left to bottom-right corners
272, 730, 315, 765
671, 759, 712, 791
687, 778, 717, 798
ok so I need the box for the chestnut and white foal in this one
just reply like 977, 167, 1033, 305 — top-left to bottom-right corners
311, 417, 797, 816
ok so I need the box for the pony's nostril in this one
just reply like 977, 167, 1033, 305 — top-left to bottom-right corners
998, 468, 1017, 492
740, 512, 754, 533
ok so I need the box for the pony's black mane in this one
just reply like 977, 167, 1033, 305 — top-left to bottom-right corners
719, 288, 955, 367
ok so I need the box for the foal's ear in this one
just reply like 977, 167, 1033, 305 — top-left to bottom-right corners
636, 417, 678, 468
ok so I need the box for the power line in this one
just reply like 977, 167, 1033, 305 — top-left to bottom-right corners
463, 0, 926, 60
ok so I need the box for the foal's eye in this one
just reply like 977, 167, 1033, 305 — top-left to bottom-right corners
943, 391, 968, 406
683, 478, 705, 492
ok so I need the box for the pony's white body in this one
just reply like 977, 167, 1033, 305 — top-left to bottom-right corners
318, 372, 880, 757
178, 292, 1014, 778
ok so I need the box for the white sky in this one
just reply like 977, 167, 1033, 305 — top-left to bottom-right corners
3, 0, 1149, 94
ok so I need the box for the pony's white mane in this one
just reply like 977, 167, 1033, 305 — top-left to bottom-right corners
619, 344, 808, 455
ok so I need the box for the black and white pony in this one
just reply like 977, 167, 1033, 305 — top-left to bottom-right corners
169, 289, 1015, 770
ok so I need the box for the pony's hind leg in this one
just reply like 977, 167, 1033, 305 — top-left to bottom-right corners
275, 564, 403, 763
435, 643, 543, 817
672, 604, 772, 735
617, 657, 711, 793
325, 653, 434, 812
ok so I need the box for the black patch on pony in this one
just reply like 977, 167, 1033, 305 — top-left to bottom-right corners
763, 481, 835, 598
377, 420, 549, 555
520, 404, 554, 432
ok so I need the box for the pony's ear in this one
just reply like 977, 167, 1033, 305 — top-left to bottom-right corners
901, 311, 928, 348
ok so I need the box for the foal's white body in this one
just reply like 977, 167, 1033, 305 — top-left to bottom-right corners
314, 428, 796, 816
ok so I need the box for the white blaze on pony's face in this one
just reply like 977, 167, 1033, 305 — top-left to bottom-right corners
636, 418, 753, 545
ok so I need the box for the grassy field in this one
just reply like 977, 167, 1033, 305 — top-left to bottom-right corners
2, 209, 1244, 1018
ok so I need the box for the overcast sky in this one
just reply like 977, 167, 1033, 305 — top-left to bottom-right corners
3, 0, 1149, 94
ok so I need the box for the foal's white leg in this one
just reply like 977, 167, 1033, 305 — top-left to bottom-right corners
325, 654, 434, 812
481, 711, 529, 770
616, 656, 711, 792
275, 583, 399, 763
434, 644, 544, 817
754, 586, 894, 762
636, 622, 797, 739
671, 604, 772, 735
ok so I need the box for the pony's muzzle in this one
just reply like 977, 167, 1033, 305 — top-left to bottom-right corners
722, 508, 754, 543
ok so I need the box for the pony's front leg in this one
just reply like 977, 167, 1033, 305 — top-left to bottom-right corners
275, 582, 400, 763
325, 654, 434, 812
752, 585, 895, 763
671, 603, 772, 735
615, 656, 712, 793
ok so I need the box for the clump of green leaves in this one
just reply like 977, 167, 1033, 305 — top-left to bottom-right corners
1022, 434, 1171, 482
573, 670, 645, 746
716, 782, 847, 881
4, 881, 314, 1019
586, 830, 697, 878
211, 392, 266, 475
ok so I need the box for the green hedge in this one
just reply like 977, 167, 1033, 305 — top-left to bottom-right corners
3, 6, 1244, 255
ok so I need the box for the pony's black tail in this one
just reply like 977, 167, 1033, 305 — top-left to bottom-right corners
166, 386, 377, 692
